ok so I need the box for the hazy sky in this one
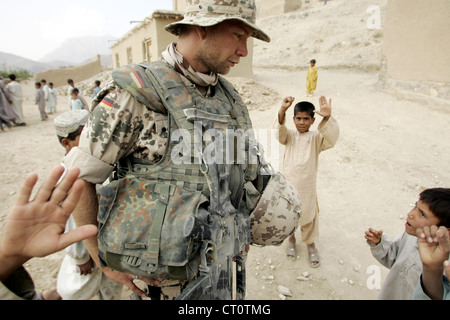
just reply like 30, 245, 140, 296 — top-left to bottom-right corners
0, 0, 173, 61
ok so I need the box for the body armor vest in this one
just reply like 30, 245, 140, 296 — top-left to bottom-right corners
113, 60, 260, 209
97, 61, 264, 282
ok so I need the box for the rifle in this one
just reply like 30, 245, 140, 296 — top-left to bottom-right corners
175, 112, 249, 300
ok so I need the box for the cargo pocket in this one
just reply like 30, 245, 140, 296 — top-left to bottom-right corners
97, 177, 208, 280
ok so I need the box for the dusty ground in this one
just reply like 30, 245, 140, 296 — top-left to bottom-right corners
1, 66, 449, 300
1, 0, 449, 301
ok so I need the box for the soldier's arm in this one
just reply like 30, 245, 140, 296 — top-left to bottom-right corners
72, 180, 148, 297
63, 82, 164, 297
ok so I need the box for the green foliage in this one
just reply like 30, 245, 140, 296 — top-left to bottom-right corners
0, 66, 33, 80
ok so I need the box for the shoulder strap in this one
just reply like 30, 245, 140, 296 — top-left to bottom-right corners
138, 60, 194, 124
112, 62, 167, 115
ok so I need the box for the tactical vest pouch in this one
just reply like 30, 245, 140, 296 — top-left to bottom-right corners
97, 177, 208, 280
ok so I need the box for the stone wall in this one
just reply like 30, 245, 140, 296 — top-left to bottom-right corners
34, 55, 103, 88
381, 0, 450, 108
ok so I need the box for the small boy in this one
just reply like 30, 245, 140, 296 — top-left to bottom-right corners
91, 80, 102, 98
34, 82, 47, 121
53, 110, 123, 300
67, 79, 75, 110
70, 88, 84, 111
365, 188, 450, 300
274, 96, 340, 267
306, 59, 318, 97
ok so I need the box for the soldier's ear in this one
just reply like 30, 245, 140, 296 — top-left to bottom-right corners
195, 26, 208, 40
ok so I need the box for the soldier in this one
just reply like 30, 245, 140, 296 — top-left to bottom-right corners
63, 0, 300, 299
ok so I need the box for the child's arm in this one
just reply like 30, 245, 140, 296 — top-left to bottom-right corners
316, 96, 340, 151
365, 228, 401, 269
278, 96, 295, 125
416, 226, 450, 300
274, 97, 295, 145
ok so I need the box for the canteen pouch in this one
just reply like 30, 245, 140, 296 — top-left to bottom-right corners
97, 177, 208, 280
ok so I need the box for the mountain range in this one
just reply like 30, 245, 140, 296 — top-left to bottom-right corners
0, 35, 114, 74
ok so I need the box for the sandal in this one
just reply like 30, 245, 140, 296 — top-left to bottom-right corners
308, 251, 320, 268
286, 245, 297, 258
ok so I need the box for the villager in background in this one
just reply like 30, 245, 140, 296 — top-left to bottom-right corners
6, 74, 26, 126
0, 75, 16, 128
306, 59, 318, 97
69, 88, 84, 111
67, 79, 75, 110
34, 82, 47, 121
47, 82, 58, 114
91, 80, 102, 98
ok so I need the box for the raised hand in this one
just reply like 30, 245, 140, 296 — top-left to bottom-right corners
315, 96, 332, 118
416, 225, 450, 270
281, 96, 295, 112
0, 166, 97, 262
365, 228, 383, 245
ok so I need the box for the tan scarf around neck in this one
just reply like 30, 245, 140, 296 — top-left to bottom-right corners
161, 43, 219, 89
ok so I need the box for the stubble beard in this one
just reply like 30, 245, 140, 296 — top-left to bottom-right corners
196, 41, 231, 75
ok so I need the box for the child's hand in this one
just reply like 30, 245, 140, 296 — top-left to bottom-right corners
281, 96, 295, 111
77, 258, 95, 276
315, 96, 332, 118
365, 228, 383, 245
416, 225, 450, 271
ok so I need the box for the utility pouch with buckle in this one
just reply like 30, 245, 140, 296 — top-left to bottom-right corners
97, 177, 209, 280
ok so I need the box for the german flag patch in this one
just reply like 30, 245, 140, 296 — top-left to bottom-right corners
99, 97, 114, 111
130, 71, 145, 89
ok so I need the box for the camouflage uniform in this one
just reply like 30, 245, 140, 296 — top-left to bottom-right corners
64, 80, 169, 184
63, 0, 300, 299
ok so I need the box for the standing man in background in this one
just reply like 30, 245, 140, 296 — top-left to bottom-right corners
6, 74, 26, 126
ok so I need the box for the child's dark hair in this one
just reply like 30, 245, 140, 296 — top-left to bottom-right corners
294, 101, 315, 118
57, 126, 84, 144
35, 82, 41, 87
72, 88, 79, 94
419, 188, 450, 228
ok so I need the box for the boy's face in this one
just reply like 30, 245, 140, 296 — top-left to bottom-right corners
405, 200, 441, 236
71, 92, 77, 99
293, 111, 315, 133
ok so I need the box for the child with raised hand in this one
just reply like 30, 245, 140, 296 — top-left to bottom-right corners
275, 96, 340, 268
365, 188, 450, 299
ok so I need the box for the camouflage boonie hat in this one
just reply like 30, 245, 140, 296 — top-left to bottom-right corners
250, 172, 301, 246
165, 0, 271, 42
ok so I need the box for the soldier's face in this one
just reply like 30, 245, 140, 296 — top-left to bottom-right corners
196, 20, 252, 75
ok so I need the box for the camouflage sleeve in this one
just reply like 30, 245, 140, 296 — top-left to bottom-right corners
64, 80, 168, 184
